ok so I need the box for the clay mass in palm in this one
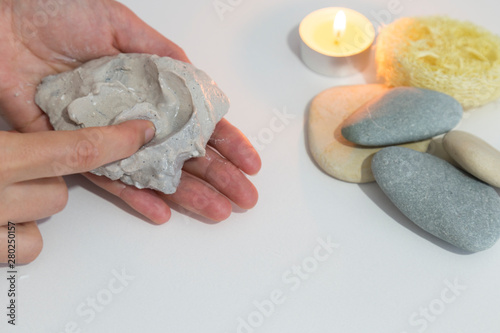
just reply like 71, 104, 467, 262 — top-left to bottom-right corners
35, 53, 229, 194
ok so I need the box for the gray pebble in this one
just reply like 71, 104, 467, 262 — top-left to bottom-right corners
372, 146, 500, 252
341, 87, 462, 146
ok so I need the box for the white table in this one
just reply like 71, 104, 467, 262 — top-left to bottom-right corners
2, 0, 500, 332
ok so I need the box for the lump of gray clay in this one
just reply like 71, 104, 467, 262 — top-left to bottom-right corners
372, 146, 500, 252
341, 87, 462, 146
35, 53, 229, 194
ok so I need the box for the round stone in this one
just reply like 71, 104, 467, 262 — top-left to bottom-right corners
308, 84, 430, 183
372, 146, 500, 252
426, 137, 460, 168
341, 87, 463, 146
443, 131, 500, 187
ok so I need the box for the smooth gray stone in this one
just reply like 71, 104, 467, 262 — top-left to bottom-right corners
372, 146, 500, 252
341, 87, 462, 146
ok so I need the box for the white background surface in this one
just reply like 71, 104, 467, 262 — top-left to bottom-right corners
2, 0, 500, 332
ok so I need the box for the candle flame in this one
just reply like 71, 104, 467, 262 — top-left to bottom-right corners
333, 10, 347, 41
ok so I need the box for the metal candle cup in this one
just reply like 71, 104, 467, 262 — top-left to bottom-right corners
299, 8, 376, 77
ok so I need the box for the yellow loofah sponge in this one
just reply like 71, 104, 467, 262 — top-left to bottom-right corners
376, 16, 500, 109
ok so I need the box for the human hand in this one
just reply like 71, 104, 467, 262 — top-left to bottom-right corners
0, 120, 155, 263
0, 0, 261, 224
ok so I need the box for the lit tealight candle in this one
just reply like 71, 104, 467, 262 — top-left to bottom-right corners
333, 10, 347, 43
299, 7, 375, 77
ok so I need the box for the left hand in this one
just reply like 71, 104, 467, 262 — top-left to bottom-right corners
0, 0, 261, 224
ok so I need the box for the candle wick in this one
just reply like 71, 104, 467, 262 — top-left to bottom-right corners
334, 31, 342, 44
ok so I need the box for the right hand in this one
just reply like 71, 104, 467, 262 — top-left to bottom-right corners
0, 0, 261, 225
0, 119, 155, 263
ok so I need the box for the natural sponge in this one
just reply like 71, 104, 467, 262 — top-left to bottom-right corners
376, 16, 500, 109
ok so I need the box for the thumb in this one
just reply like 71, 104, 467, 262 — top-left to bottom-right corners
3, 119, 156, 183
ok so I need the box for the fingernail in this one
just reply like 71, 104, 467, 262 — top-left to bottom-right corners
145, 125, 156, 143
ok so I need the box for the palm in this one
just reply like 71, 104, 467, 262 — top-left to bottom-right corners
0, 0, 260, 223
1, 0, 187, 132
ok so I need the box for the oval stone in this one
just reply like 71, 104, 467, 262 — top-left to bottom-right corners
308, 84, 430, 183
341, 87, 463, 146
372, 146, 500, 252
426, 137, 460, 168
443, 131, 500, 188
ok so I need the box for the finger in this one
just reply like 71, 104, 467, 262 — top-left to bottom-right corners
208, 118, 262, 176
161, 172, 233, 222
0, 96, 54, 133
183, 146, 259, 209
0, 177, 68, 224
111, 2, 190, 63
83, 173, 171, 224
1, 119, 155, 183
0, 221, 43, 264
